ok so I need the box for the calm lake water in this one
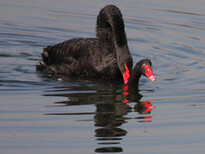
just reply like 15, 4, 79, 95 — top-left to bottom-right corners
1, 0, 205, 153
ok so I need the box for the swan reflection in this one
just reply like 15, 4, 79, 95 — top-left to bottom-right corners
44, 83, 155, 153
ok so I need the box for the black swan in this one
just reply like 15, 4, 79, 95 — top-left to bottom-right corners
36, 4, 156, 85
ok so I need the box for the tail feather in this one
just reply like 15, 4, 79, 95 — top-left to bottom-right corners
42, 46, 51, 65
36, 61, 47, 71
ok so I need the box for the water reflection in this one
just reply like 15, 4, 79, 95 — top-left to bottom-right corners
44, 82, 155, 153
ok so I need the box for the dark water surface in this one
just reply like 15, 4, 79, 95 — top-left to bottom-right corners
1, 0, 205, 153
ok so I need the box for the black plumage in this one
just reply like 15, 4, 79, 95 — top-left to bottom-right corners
36, 5, 156, 85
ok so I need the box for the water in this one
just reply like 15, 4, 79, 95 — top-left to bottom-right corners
1, 0, 205, 153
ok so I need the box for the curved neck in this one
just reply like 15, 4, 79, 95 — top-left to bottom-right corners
96, 5, 133, 75
96, 5, 127, 47
128, 65, 142, 85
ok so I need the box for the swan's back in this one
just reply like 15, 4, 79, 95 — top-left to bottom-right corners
42, 38, 95, 65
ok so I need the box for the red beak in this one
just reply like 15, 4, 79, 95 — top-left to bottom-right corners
123, 64, 131, 84
144, 65, 156, 82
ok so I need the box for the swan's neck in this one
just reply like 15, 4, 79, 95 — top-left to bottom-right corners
128, 65, 142, 85
96, 5, 127, 47
96, 5, 133, 76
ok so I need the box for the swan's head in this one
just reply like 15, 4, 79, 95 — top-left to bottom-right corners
122, 59, 156, 84
136, 59, 156, 82
123, 59, 156, 85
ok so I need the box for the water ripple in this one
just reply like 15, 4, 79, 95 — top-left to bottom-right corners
1, 1, 205, 153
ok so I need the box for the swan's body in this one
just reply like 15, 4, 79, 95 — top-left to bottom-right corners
36, 5, 156, 85
37, 38, 121, 80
